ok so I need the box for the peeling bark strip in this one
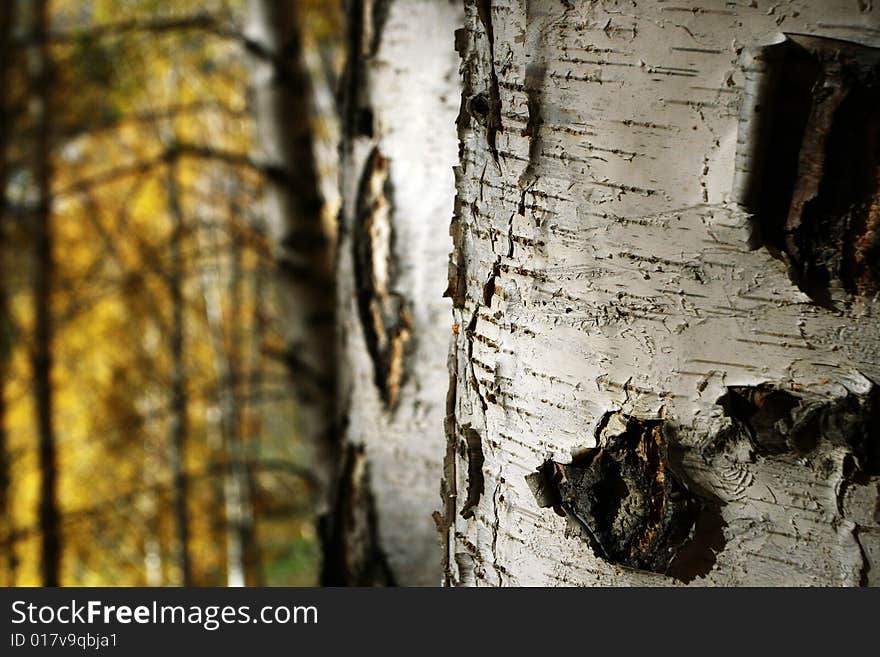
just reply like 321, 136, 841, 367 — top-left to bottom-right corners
712, 383, 880, 474
527, 414, 701, 575
247, 0, 337, 509
735, 35, 880, 302
475, 0, 503, 163
457, 0, 503, 164
438, 345, 459, 581
353, 147, 413, 408
460, 426, 485, 518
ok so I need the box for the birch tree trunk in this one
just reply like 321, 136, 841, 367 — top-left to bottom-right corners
195, 202, 258, 587
442, 0, 880, 586
325, 0, 462, 585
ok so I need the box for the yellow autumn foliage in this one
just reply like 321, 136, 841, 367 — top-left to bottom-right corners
1, 0, 342, 586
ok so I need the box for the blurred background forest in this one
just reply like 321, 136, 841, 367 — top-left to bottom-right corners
0, 0, 344, 586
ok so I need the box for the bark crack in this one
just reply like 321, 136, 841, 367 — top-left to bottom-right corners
438, 343, 460, 586
460, 425, 485, 519
475, 0, 502, 164
464, 305, 488, 412
353, 147, 413, 408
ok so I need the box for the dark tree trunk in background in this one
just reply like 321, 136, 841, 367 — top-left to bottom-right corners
246, 0, 338, 513
165, 159, 193, 586
30, 0, 61, 588
0, 0, 16, 587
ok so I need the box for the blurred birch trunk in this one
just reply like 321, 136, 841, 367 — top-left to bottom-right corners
323, 0, 462, 586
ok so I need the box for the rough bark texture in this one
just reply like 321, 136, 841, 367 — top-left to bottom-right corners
327, 0, 462, 585
444, 0, 880, 586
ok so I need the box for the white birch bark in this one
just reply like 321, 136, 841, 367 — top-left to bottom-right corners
443, 0, 880, 586
327, 0, 462, 585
